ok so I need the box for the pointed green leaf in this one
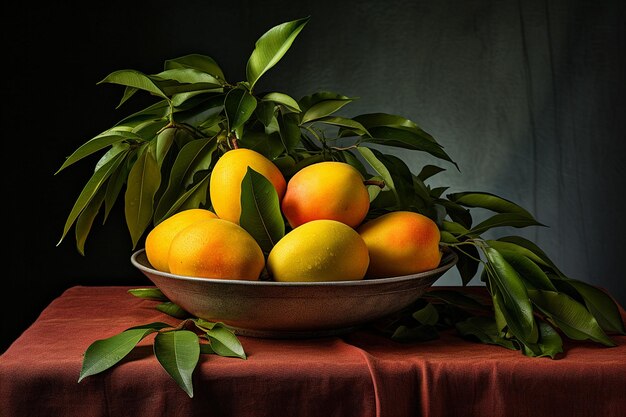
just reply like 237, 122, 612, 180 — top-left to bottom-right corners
239, 167, 285, 252
246, 16, 310, 91
103, 150, 132, 222
496, 236, 565, 276
262, 92, 301, 112
154, 138, 216, 223
521, 320, 563, 358
158, 171, 212, 222
78, 324, 168, 382
315, 116, 370, 136
418, 165, 446, 181
154, 330, 200, 398
552, 279, 625, 335
128, 288, 168, 301
486, 239, 552, 270
497, 250, 557, 291
464, 213, 545, 236
352, 112, 435, 140
528, 289, 615, 346
483, 246, 538, 344
155, 68, 223, 87
165, 53, 226, 81
156, 302, 190, 319
58, 150, 128, 245
447, 192, 535, 217
391, 324, 439, 342
155, 128, 176, 167
452, 244, 481, 286
425, 289, 491, 312
277, 112, 301, 153
125, 145, 161, 248
255, 100, 277, 126
362, 126, 457, 167
239, 131, 283, 160
206, 324, 246, 359
412, 303, 439, 325
455, 316, 518, 350
98, 69, 169, 99
356, 146, 398, 203
56, 131, 142, 174
75, 186, 106, 256
224, 87, 257, 132
300, 96, 354, 124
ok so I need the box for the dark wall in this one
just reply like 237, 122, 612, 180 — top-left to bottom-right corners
3, 0, 624, 352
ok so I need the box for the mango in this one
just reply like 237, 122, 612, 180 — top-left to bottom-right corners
168, 218, 265, 280
281, 161, 370, 228
267, 219, 369, 282
357, 211, 442, 278
210, 148, 287, 224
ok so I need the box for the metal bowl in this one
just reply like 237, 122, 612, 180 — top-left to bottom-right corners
131, 247, 458, 338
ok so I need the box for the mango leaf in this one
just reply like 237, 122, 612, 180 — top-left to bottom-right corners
156, 302, 190, 319
437, 199, 472, 229
98, 69, 169, 99
56, 130, 143, 174
455, 316, 517, 350
520, 320, 563, 359
224, 87, 257, 132
58, 150, 128, 245
425, 289, 491, 312
441, 220, 470, 236
528, 289, 615, 346
262, 92, 301, 112
552, 278, 625, 335
128, 288, 168, 301
255, 101, 276, 126
125, 145, 161, 248
447, 191, 535, 218
277, 112, 301, 154
113, 100, 170, 128
206, 324, 246, 359
159, 171, 212, 220
463, 213, 545, 236
412, 302, 439, 325
418, 165, 446, 181
300, 94, 355, 124
156, 68, 223, 88
452, 244, 481, 286
154, 330, 200, 398
356, 146, 398, 203
239, 131, 284, 160
154, 137, 216, 223
361, 126, 457, 168
246, 16, 310, 91
78, 322, 169, 382
496, 235, 565, 276
483, 246, 538, 344
351, 112, 436, 140
103, 150, 132, 222
314, 116, 370, 136
485, 239, 552, 270
497, 250, 557, 291
239, 167, 285, 252
164, 53, 226, 81
391, 324, 439, 342
75, 187, 106, 256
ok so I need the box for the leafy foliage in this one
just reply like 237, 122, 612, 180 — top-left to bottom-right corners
64, 16, 624, 386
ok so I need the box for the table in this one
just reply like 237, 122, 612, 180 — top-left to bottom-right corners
1, 286, 625, 417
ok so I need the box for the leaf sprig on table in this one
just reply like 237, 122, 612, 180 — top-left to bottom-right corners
63, 15, 623, 382
78, 288, 246, 398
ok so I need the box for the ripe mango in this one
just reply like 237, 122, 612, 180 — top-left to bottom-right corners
281, 161, 370, 228
357, 211, 442, 278
210, 148, 287, 224
267, 219, 369, 282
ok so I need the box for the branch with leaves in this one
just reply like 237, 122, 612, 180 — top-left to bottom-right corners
61, 15, 624, 391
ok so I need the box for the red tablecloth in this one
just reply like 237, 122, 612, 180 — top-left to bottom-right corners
1, 286, 625, 417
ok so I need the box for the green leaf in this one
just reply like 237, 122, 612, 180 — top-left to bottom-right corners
277, 112, 301, 154
452, 244, 481, 286
98, 69, 169, 100
362, 126, 457, 168
154, 137, 216, 223
412, 303, 439, 325
528, 289, 616, 346
103, 151, 132, 222
157, 171, 211, 221
239, 167, 285, 252
58, 150, 128, 245
521, 320, 563, 359
483, 246, 538, 344
485, 239, 552, 270
164, 53, 226, 81
455, 316, 518, 350
463, 213, 545, 236
125, 145, 161, 248
75, 186, 106, 256
246, 16, 310, 91
425, 289, 491, 312
356, 146, 398, 203
154, 330, 200, 398
156, 302, 190, 319
128, 288, 168, 301
206, 324, 246, 359
497, 250, 557, 291
56, 130, 142, 174
239, 131, 283, 160
418, 165, 446, 181
315, 116, 370, 136
447, 191, 535, 218
496, 236, 565, 276
556, 279, 625, 335
352, 112, 435, 140
155, 68, 223, 88
78, 323, 168, 382
262, 92, 301, 112
391, 324, 439, 342
255, 100, 276, 126
300, 94, 354, 124
224, 87, 258, 132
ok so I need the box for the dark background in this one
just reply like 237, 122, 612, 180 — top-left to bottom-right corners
2, 0, 625, 353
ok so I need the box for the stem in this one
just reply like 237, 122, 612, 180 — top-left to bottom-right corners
363, 179, 385, 188
231, 135, 239, 149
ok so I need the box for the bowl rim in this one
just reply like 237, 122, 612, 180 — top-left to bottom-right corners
131, 246, 458, 288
